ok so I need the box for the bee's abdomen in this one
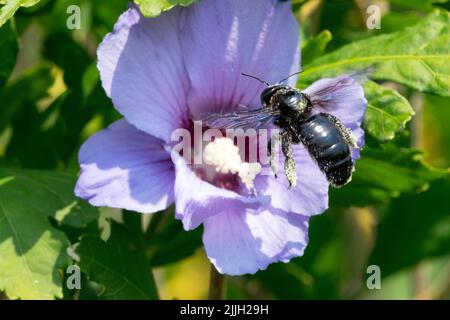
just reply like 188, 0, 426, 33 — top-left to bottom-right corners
298, 113, 353, 187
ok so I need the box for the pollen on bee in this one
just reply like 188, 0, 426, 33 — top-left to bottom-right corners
203, 137, 261, 191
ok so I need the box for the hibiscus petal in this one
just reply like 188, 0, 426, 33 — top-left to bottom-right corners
75, 120, 174, 213
203, 207, 309, 275
97, 7, 190, 142
181, 0, 301, 118
172, 152, 269, 230
351, 127, 365, 160
255, 143, 329, 216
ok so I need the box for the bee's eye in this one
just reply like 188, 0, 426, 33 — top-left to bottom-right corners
261, 86, 282, 106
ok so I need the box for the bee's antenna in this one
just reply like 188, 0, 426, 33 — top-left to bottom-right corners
241, 73, 270, 87
279, 70, 303, 84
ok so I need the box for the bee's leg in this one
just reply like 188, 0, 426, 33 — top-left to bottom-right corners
267, 133, 279, 178
321, 113, 358, 148
281, 131, 297, 189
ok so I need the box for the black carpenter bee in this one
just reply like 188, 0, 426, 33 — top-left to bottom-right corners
203, 72, 361, 189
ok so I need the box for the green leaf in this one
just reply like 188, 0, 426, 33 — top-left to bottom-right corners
363, 81, 415, 142
0, 0, 40, 27
134, 0, 198, 18
76, 222, 159, 300
301, 10, 450, 97
388, 0, 449, 11
381, 12, 422, 34
301, 30, 332, 65
0, 20, 18, 90
331, 144, 448, 206
0, 166, 98, 299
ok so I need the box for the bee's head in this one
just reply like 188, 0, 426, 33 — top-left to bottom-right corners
261, 85, 310, 114
261, 85, 285, 107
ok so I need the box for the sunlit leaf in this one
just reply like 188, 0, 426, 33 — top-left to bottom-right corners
388, 0, 449, 11
0, 0, 40, 27
134, 0, 198, 18
301, 29, 332, 65
381, 12, 422, 33
301, 10, 450, 97
363, 81, 415, 142
0, 166, 98, 299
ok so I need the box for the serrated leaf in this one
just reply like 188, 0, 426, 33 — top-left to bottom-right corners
0, 166, 98, 299
301, 10, 450, 97
0, 0, 40, 27
301, 29, 332, 65
76, 222, 159, 300
363, 81, 415, 142
0, 20, 18, 90
134, 0, 198, 18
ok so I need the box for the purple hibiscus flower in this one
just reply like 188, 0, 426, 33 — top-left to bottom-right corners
75, 0, 367, 275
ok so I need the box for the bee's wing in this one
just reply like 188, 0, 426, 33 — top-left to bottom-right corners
302, 70, 370, 108
202, 106, 276, 131
302, 70, 370, 157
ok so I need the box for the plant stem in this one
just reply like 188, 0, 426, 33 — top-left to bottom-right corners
208, 265, 226, 300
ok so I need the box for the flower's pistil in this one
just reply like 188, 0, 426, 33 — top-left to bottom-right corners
203, 137, 261, 191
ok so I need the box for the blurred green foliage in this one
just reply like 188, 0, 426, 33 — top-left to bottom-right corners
0, 0, 449, 300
